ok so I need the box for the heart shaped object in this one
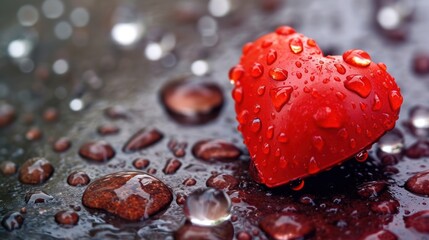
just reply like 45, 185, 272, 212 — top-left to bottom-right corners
229, 26, 403, 188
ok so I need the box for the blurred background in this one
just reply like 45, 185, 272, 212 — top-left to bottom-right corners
1, 0, 429, 239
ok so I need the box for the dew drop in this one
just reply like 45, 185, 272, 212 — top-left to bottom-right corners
378, 62, 387, 71
251, 118, 262, 132
242, 42, 253, 55
123, 128, 163, 153
308, 157, 320, 174
232, 86, 243, 103
342, 49, 372, 67
350, 138, 357, 149
409, 105, 429, 129
206, 174, 238, 190
228, 65, 244, 84
289, 38, 303, 54
251, 63, 264, 78
296, 72, 302, 79
259, 213, 314, 240
344, 74, 372, 98
270, 86, 293, 112
18, 157, 54, 184
307, 38, 316, 47
266, 125, 274, 139
269, 68, 288, 81
370, 199, 399, 214
275, 26, 296, 35
313, 106, 343, 129
312, 136, 324, 151
183, 188, 231, 226
290, 179, 304, 191
263, 143, 270, 154
372, 93, 382, 111
378, 129, 404, 154
388, 90, 403, 111
277, 132, 288, 143
257, 86, 266, 96
192, 139, 241, 162
163, 158, 182, 174
266, 49, 277, 65
355, 150, 368, 162
334, 63, 346, 74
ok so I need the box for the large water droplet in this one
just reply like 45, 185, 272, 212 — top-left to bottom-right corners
269, 67, 288, 81
290, 179, 305, 191
388, 90, 403, 111
183, 188, 231, 226
259, 213, 315, 239
275, 26, 296, 35
228, 65, 244, 84
267, 49, 277, 65
270, 86, 293, 112
378, 129, 404, 154
370, 199, 399, 214
251, 118, 262, 132
82, 171, 173, 221
266, 125, 274, 139
257, 85, 266, 96
405, 170, 429, 196
342, 49, 372, 67
18, 157, 54, 184
67, 171, 91, 186
344, 74, 372, 98
313, 106, 343, 129
404, 211, 429, 233
163, 158, 182, 174
251, 62, 264, 78
289, 38, 303, 54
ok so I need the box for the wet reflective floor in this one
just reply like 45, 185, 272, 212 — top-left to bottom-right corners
1, 0, 429, 239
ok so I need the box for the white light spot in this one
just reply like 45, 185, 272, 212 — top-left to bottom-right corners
69, 98, 83, 111
191, 60, 209, 76
52, 59, 69, 75
8, 39, 32, 58
17, 5, 39, 26
208, 0, 231, 17
377, 6, 401, 30
70, 7, 90, 27
111, 22, 143, 46
42, 0, 64, 19
54, 21, 73, 40
145, 42, 163, 61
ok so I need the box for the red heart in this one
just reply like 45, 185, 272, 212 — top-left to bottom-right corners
229, 26, 403, 188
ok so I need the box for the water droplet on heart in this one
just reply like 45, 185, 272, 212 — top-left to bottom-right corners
266, 125, 274, 139
237, 110, 249, 124
378, 129, 404, 154
355, 150, 368, 162
184, 188, 231, 226
0, 161, 17, 176
97, 123, 120, 136
344, 74, 372, 98
342, 49, 372, 67
261, 39, 273, 48
313, 106, 343, 129
307, 38, 316, 47
336, 92, 346, 100
263, 143, 270, 154
372, 94, 382, 111
388, 90, 403, 111
232, 86, 243, 103
55, 210, 79, 226
277, 132, 288, 143
312, 136, 324, 151
266, 49, 277, 65
289, 38, 303, 54
296, 72, 302, 79
290, 179, 304, 191
242, 42, 253, 55
275, 26, 296, 35
257, 85, 266, 95
295, 61, 302, 68
260, 213, 315, 240
269, 67, 288, 81
378, 62, 387, 71
405, 170, 429, 196
308, 157, 320, 174
251, 118, 261, 132
270, 86, 293, 112
251, 63, 264, 78
229, 65, 244, 84
404, 211, 429, 234
334, 63, 346, 74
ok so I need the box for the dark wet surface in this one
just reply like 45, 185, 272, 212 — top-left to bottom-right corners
1, 0, 429, 239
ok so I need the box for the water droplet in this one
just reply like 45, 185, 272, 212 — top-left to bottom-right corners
277, 132, 288, 143
289, 38, 303, 54
229, 65, 244, 84
372, 94, 382, 111
263, 143, 270, 154
163, 158, 182, 174
378, 129, 404, 154
257, 85, 266, 95
388, 90, 403, 111
0, 103, 16, 128
192, 139, 241, 162
409, 105, 429, 130
266, 125, 274, 139
313, 106, 343, 129
237, 110, 249, 124
183, 188, 231, 226
308, 157, 320, 174
355, 150, 368, 162
266, 49, 277, 65
295, 61, 302, 68
55, 210, 79, 226
307, 38, 316, 47
260, 213, 315, 239
334, 63, 346, 74
261, 39, 273, 48
378, 62, 387, 71
206, 174, 238, 190
269, 68, 288, 81
404, 211, 429, 233
242, 42, 253, 55
18, 157, 54, 184
342, 49, 372, 67
133, 158, 150, 169
275, 26, 296, 35
338, 128, 349, 140
175, 221, 234, 239
405, 170, 429, 196
25, 127, 42, 141
67, 171, 90, 187
312, 136, 324, 151
290, 179, 305, 191
357, 181, 387, 199
232, 86, 243, 103
370, 199, 399, 214
82, 171, 173, 220
123, 128, 163, 152
0, 161, 17, 176
25, 190, 53, 204
79, 141, 115, 162
251, 63, 264, 78
336, 92, 346, 100
1, 212, 24, 231
251, 118, 262, 132
344, 74, 372, 98
270, 86, 293, 112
